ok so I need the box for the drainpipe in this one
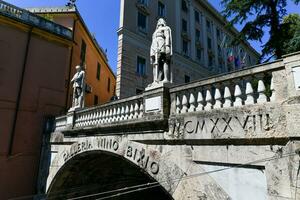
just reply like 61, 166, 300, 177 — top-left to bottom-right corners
65, 19, 78, 112
8, 28, 33, 156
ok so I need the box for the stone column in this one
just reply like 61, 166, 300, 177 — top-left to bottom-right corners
201, 14, 208, 67
212, 22, 219, 72
189, 1, 196, 60
175, 0, 181, 53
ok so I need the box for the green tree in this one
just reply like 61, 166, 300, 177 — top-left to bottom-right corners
221, 0, 300, 61
282, 13, 300, 54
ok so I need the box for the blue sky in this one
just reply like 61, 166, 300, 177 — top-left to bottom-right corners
5, 0, 300, 73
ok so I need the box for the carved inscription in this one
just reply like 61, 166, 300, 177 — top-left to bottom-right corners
170, 113, 273, 138
61, 137, 160, 175
125, 146, 159, 175
63, 140, 93, 162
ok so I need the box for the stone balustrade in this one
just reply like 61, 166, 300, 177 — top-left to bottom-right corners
170, 60, 286, 115
54, 52, 300, 133
74, 95, 144, 128
54, 94, 145, 131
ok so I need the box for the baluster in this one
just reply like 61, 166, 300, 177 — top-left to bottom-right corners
89, 113, 94, 126
129, 104, 134, 119
124, 105, 129, 120
94, 112, 98, 125
256, 76, 267, 103
120, 106, 125, 121
78, 115, 82, 127
223, 86, 232, 108
134, 102, 139, 119
181, 94, 188, 113
204, 89, 213, 111
84, 113, 88, 126
270, 76, 275, 102
112, 107, 117, 122
97, 110, 102, 124
244, 79, 255, 105
176, 96, 181, 114
196, 91, 204, 111
109, 109, 113, 122
84, 114, 88, 126
213, 86, 222, 109
103, 110, 108, 123
116, 107, 121, 121
139, 102, 144, 118
188, 92, 196, 112
84, 114, 90, 126
233, 84, 243, 107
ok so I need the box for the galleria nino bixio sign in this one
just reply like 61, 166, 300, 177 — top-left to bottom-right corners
62, 137, 160, 175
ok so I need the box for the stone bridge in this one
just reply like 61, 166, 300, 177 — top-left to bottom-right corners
41, 52, 300, 200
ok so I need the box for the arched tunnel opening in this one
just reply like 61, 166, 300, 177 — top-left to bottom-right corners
48, 151, 173, 200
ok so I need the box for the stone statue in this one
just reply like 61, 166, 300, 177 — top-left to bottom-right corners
150, 18, 172, 85
70, 65, 85, 110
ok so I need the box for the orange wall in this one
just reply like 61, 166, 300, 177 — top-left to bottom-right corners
0, 17, 71, 199
52, 14, 116, 108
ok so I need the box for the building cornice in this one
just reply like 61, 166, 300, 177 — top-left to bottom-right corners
27, 6, 116, 78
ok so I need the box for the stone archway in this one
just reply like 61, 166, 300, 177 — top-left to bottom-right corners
47, 150, 173, 200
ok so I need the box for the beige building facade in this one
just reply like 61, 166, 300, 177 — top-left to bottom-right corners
116, 0, 260, 98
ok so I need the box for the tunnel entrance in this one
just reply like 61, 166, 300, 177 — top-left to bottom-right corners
48, 151, 173, 200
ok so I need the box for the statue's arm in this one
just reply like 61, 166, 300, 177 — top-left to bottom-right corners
165, 29, 170, 47
70, 74, 76, 83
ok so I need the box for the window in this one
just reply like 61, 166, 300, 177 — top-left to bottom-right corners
248, 55, 251, 65
136, 88, 143, 95
136, 56, 146, 76
185, 75, 190, 83
207, 37, 212, 50
195, 29, 201, 42
80, 39, 86, 65
96, 62, 101, 80
216, 28, 221, 41
138, 0, 148, 6
182, 0, 188, 12
138, 11, 147, 32
208, 55, 213, 66
182, 19, 187, 32
107, 78, 111, 92
196, 48, 202, 61
194, 10, 200, 23
206, 20, 211, 33
158, 1, 165, 17
182, 39, 188, 55
217, 45, 222, 56
94, 95, 98, 105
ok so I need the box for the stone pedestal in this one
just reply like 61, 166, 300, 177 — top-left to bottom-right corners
66, 111, 75, 129
143, 84, 171, 120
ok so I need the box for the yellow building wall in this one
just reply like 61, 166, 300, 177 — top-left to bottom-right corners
70, 20, 116, 107
49, 13, 116, 108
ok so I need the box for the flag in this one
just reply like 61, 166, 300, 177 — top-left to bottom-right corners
234, 56, 240, 68
227, 48, 234, 62
241, 52, 247, 67
220, 35, 227, 48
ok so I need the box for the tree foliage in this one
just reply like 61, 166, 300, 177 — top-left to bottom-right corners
282, 13, 300, 54
221, 0, 300, 61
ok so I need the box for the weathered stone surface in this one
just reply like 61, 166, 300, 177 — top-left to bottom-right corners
40, 53, 300, 200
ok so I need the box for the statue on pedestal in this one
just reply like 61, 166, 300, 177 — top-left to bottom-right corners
69, 65, 85, 111
149, 18, 172, 86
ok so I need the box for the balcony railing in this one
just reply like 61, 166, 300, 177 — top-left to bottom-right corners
0, 1, 72, 39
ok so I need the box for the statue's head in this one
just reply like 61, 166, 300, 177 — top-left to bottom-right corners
75, 65, 81, 72
156, 18, 166, 29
